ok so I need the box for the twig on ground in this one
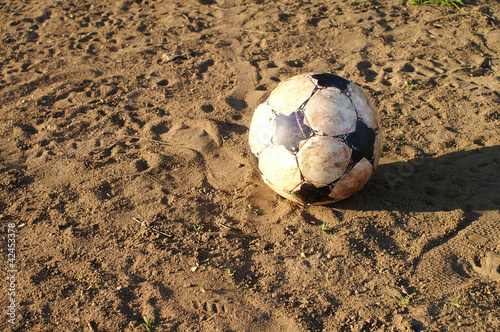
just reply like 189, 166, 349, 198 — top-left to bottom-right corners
133, 217, 173, 238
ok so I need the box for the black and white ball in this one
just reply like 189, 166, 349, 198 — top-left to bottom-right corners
249, 73, 382, 205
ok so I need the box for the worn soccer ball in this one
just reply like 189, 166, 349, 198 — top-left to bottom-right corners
249, 72, 382, 205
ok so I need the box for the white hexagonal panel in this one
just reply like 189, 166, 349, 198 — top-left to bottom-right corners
268, 75, 316, 116
304, 88, 357, 136
348, 83, 379, 129
258, 144, 302, 192
297, 136, 350, 185
249, 103, 276, 155
265, 180, 305, 204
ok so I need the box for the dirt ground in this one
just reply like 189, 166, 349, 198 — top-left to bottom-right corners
1, 0, 499, 331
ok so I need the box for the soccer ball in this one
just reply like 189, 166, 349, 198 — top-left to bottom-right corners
248, 72, 382, 205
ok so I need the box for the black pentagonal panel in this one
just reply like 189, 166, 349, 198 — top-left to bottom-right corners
311, 73, 350, 92
273, 111, 312, 152
345, 120, 376, 163
292, 182, 332, 204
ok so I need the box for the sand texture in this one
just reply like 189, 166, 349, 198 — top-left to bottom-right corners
1, 0, 499, 331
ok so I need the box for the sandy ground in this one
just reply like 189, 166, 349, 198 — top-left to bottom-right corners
1, 0, 500, 331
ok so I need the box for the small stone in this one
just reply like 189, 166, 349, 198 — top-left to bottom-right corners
191, 266, 198, 272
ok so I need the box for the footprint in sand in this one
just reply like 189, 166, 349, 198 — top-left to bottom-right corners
415, 211, 500, 298
471, 251, 500, 282
191, 300, 227, 314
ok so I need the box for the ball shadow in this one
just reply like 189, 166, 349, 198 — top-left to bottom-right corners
334, 145, 500, 213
